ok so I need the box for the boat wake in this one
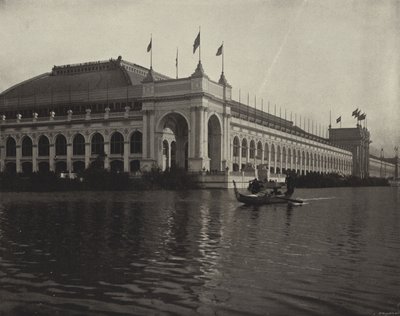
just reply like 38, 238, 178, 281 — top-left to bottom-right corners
298, 197, 336, 201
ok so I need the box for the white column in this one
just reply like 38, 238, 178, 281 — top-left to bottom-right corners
16, 144, 21, 173
190, 107, 196, 158
123, 141, 129, 172
67, 143, 72, 172
261, 144, 265, 164
149, 111, 155, 159
168, 141, 172, 168
267, 144, 271, 178
104, 142, 110, 170
238, 144, 242, 170
49, 144, 55, 172
32, 145, 38, 172
203, 109, 208, 159
142, 110, 149, 158
85, 142, 90, 169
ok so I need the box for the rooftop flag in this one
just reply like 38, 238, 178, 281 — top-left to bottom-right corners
176, 48, 178, 79
352, 108, 358, 117
336, 116, 341, 123
193, 32, 200, 54
358, 113, 366, 120
147, 38, 152, 52
147, 35, 153, 68
216, 44, 223, 56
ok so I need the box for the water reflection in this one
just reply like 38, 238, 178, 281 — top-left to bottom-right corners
0, 187, 399, 315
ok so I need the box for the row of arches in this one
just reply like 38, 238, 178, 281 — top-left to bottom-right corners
4, 131, 143, 157
232, 136, 352, 174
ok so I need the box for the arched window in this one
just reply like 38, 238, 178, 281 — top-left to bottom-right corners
271, 144, 275, 162
21, 137, 33, 157
282, 147, 287, 164
233, 137, 240, 157
241, 139, 247, 158
38, 136, 50, 156
264, 143, 269, 161
277, 146, 281, 162
257, 141, 263, 159
73, 134, 85, 155
249, 140, 255, 159
55, 135, 67, 156
6, 137, 16, 157
110, 132, 124, 154
91, 133, 104, 155
130, 131, 142, 154
130, 160, 140, 172
293, 149, 297, 165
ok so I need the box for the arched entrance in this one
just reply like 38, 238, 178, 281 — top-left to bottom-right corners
73, 161, 85, 173
208, 115, 222, 172
21, 162, 33, 175
157, 113, 188, 171
110, 160, 124, 173
38, 161, 50, 173
55, 161, 67, 174
5, 162, 16, 174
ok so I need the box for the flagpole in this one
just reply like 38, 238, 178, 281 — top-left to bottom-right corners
238, 89, 241, 119
150, 34, 153, 69
176, 47, 178, 79
261, 99, 264, 126
199, 26, 201, 62
247, 92, 249, 121
222, 41, 224, 73
254, 95, 257, 126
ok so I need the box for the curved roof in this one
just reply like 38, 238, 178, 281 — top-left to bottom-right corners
1, 57, 169, 99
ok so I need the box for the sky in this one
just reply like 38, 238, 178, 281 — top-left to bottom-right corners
0, 0, 399, 156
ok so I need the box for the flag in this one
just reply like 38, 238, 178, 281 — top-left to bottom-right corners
147, 38, 152, 52
358, 113, 366, 120
193, 32, 200, 54
352, 108, 358, 117
216, 44, 223, 56
336, 116, 341, 123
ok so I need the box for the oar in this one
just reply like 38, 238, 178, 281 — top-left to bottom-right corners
275, 196, 304, 204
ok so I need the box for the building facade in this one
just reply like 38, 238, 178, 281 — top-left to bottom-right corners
0, 56, 396, 182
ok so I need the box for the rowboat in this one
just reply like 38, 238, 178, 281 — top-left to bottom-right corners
232, 180, 302, 206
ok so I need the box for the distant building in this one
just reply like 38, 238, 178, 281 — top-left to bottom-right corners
0, 56, 398, 185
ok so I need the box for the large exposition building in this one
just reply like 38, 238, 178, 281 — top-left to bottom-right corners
0, 56, 398, 186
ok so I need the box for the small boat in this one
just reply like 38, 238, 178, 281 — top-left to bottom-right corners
232, 180, 302, 206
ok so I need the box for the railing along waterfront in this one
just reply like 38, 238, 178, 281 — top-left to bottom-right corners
0, 110, 140, 125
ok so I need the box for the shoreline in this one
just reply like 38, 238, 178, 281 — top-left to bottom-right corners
0, 170, 390, 192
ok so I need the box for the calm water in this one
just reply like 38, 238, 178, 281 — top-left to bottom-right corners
0, 187, 399, 316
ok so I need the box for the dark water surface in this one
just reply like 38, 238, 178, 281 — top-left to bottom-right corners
0, 187, 399, 316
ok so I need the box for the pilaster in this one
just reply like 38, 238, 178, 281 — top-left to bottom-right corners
123, 141, 129, 172
49, 144, 55, 171
16, 145, 21, 173
66, 143, 72, 172
32, 145, 38, 172
104, 142, 110, 170
85, 143, 90, 168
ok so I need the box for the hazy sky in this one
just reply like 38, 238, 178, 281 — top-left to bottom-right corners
0, 0, 399, 155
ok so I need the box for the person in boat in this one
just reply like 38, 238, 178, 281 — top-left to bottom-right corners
248, 178, 261, 194
285, 172, 295, 195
